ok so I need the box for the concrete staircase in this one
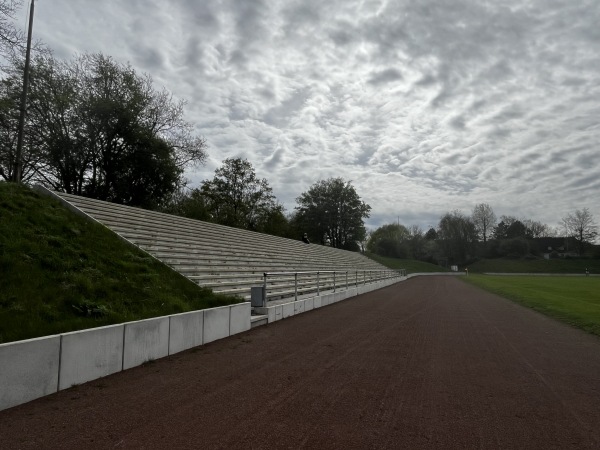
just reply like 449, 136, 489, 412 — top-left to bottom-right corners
46, 191, 395, 301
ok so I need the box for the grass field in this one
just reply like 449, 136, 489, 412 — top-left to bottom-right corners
463, 275, 600, 337
0, 182, 241, 344
467, 258, 600, 274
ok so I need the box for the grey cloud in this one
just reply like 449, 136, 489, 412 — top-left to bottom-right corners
263, 87, 311, 127
131, 45, 166, 71
367, 68, 403, 86
23, 0, 600, 231
264, 148, 286, 170
448, 115, 466, 130
183, 36, 205, 71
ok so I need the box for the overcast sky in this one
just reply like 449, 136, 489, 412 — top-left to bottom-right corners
13, 0, 600, 231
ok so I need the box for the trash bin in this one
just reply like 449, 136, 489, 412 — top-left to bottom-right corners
251, 286, 265, 307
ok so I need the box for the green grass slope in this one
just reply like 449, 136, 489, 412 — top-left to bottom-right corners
464, 275, 600, 337
467, 258, 600, 274
0, 182, 240, 344
364, 253, 449, 273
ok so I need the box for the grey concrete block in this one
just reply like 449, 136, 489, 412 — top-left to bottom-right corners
305, 298, 314, 311
0, 336, 60, 411
313, 297, 322, 308
203, 306, 230, 344
59, 324, 124, 390
282, 302, 295, 318
230, 303, 251, 335
123, 317, 169, 370
267, 305, 282, 323
322, 293, 335, 305
169, 310, 204, 355
294, 300, 305, 315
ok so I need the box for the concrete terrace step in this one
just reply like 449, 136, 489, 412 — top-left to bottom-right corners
60, 194, 379, 265
50, 191, 394, 300
57, 195, 383, 268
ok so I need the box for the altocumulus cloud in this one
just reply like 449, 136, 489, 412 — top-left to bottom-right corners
17, 0, 600, 230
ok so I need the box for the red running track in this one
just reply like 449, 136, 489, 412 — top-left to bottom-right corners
1, 276, 600, 449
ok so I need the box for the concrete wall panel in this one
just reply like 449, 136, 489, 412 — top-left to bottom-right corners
123, 317, 169, 370
305, 298, 314, 312
282, 302, 295, 318
267, 306, 278, 323
230, 303, 251, 335
294, 300, 305, 315
59, 325, 124, 390
169, 310, 204, 355
322, 293, 335, 305
0, 336, 60, 411
313, 297, 322, 308
203, 306, 230, 344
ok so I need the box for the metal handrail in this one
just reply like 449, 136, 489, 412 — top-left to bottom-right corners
261, 269, 406, 303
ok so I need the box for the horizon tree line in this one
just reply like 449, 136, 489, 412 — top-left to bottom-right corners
368, 203, 599, 265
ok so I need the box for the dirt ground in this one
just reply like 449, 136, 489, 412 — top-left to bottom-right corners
1, 276, 600, 449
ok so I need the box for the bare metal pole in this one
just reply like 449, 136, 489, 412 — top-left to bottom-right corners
13, 0, 35, 183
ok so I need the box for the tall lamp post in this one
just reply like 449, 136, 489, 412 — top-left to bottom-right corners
12, 0, 35, 183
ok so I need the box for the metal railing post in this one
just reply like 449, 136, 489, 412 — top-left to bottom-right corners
346, 271, 348, 290
333, 271, 336, 292
294, 272, 298, 301
317, 271, 320, 295
263, 273, 267, 304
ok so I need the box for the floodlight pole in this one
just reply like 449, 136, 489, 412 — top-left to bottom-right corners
13, 0, 35, 183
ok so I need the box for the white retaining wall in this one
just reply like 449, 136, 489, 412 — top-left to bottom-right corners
0, 302, 250, 412
59, 324, 124, 390
0, 277, 403, 412
0, 336, 61, 411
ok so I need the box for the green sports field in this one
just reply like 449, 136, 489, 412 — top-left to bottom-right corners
463, 275, 600, 337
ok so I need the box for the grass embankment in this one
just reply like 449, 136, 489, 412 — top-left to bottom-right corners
464, 275, 600, 337
468, 258, 600, 274
0, 182, 240, 344
364, 253, 448, 273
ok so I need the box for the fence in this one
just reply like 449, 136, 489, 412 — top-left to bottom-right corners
258, 269, 406, 304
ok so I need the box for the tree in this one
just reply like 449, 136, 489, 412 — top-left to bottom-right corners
295, 177, 371, 250
0, 1, 23, 58
471, 203, 496, 244
437, 211, 477, 264
425, 227, 438, 240
367, 223, 410, 257
493, 216, 527, 240
200, 157, 285, 233
0, 53, 206, 207
562, 208, 598, 256
522, 219, 550, 239
407, 225, 426, 260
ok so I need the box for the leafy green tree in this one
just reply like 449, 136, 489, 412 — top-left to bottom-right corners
0, 53, 206, 207
408, 225, 426, 260
200, 157, 285, 233
161, 188, 211, 221
425, 227, 438, 240
437, 211, 477, 264
493, 216, 527, 240
295, 177, 371, 250
367, 223, 410, 257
